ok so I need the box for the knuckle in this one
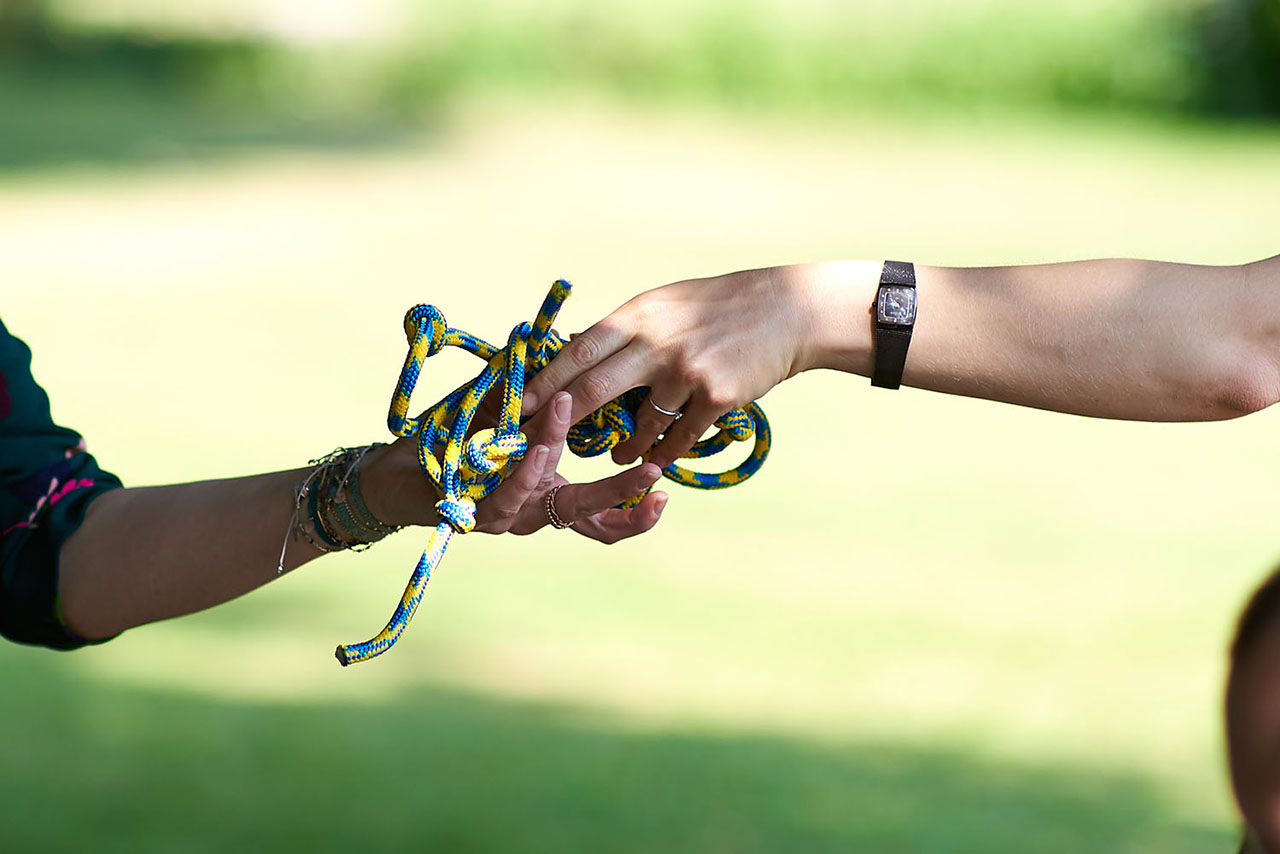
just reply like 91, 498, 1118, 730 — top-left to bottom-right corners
630, 331, 658, 359
579, 372, 612, 408
672, 359, 703, 390
627, 296, 652, 321
622, 295, 655, 325
570, 333, 603, 368
704, 386, 737, 413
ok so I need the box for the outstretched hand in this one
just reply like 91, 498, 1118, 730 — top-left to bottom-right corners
520, 266, 820, 469
366, 391, 667, 544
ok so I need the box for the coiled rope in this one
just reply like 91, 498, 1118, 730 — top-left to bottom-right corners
335, 279, 770, 666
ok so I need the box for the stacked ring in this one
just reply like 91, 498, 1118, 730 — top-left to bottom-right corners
545, 484, 573, 529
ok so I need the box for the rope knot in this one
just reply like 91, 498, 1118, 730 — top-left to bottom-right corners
435, 497, 477, 533
715, 409, 753, 441
406, 304, 449, 357
465, 429, 527, 475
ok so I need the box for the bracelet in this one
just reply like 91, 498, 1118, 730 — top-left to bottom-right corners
276, 445, 403, 573
323, 446, 402, 545
346, 453, 402, 537
311, 467, 354, 550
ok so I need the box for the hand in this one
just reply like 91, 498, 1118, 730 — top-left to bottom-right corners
522, 266, 823, 469
364, 392, 668, 544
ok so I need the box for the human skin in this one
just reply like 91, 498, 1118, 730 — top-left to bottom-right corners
1227, 573, 1280, 853
57, 391, 667, 641
523, 255, 1280, 469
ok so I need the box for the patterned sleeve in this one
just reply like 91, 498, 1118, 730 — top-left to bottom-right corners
0, 318, 123, 649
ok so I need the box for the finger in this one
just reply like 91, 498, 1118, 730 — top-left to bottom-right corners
522, 321, 630, 417
574, 491, 668, 544
646, 398, 727, 469
611, 386, 691, 465
476, 444, 549, 532
555, 348, 655, 425
478, 393, 567, 532
552, 462, 663, 524
523, 392, 573, 483
520, 390, 570, 447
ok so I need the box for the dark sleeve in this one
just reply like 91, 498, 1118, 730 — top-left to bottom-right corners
0, 318, 123, 649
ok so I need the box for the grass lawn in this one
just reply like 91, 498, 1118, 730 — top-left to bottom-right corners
2, 96, 1278, 851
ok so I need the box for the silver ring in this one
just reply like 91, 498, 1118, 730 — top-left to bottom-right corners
647, 395, 684, 420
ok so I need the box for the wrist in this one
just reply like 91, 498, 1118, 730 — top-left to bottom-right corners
790, 260, 880, 376
360, 440, 433, 529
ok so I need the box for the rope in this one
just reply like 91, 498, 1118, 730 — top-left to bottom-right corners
334, 279, 771, 666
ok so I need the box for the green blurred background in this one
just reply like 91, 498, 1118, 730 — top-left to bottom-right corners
2, 1, 1279, 851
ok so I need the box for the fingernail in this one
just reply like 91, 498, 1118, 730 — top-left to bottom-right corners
642, 466, 662, 485
654, 493, 669, 515
523, 392, 539, 413
554, 392, 571, 419
534, 445, 549, 467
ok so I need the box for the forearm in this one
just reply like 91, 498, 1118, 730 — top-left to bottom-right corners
800, 255, 1280, 421
52, 398, 661, 642
57, 467, 325, 640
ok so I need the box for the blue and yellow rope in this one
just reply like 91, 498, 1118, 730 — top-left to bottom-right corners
335, 279, 770, 666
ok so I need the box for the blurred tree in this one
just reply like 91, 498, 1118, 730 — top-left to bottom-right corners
2, 0, 1277, 121
0, 0, 55, 63
1196, 0, 1280, 115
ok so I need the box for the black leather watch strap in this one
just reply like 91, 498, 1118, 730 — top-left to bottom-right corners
872, 327, 912, 389
870, 260, 916, 390
881, 260, 916, 286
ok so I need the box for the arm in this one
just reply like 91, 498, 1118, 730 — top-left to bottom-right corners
523, 255, 1280, 467
56, 392, 665, 641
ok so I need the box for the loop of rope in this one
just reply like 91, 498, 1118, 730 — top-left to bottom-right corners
334, 279, 771, 666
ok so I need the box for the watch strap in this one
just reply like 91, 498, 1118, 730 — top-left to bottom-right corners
871, 326, 912, 389
871, 260, 916, 390
881, 260, 916, 286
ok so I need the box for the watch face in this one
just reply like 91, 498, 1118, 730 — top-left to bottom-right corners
877, 285, 917, 326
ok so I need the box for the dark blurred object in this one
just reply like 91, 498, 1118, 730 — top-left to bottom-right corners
0, 0, 49, 62
1196, 0, 1280, 116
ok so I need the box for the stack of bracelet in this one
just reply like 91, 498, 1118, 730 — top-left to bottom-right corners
290, 446, 401, 564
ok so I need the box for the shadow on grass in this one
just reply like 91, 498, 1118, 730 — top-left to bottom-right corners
0, 650, 1234, 854
0, 70, 425, 173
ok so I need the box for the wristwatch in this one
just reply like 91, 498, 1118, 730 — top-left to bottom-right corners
871, 260, 916, 389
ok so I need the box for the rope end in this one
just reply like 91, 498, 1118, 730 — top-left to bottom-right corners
334, 646, 352, 667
